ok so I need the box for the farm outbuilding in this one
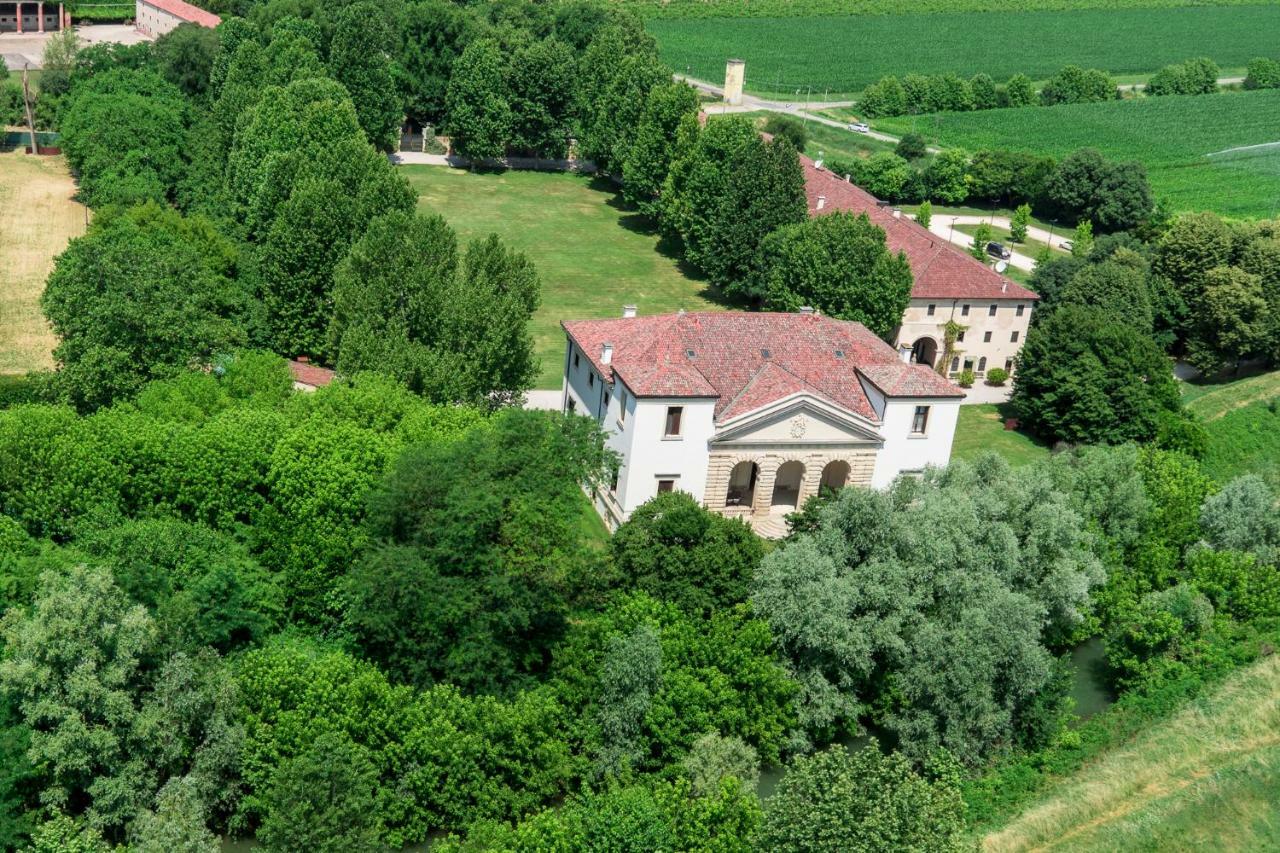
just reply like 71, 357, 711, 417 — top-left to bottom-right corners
0, 1, 67, 33
134, 0, 218, 36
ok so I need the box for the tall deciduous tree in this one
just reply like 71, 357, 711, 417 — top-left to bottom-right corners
1012, 304, 1183, 445
444, 37, 512, 159
328, 2, 401, 151
400, 0, 483, 122
508, 37, 576, 157
41, 203, 249, 410
575, 24, 667, 173
1186, 266, 1271, 373
757, 212, 913, 338
621, 81, 700, 217
329, 211, 540, 405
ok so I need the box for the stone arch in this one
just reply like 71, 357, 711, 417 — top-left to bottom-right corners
819, 460, 851, 495
910, 336, 939, 367
771, 460, 805, 511
725, 460, 759, 508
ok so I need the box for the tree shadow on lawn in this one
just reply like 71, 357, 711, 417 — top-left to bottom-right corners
595, 179, 751, 312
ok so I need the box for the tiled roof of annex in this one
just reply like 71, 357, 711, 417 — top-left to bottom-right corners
801, 155, 1038, 303
561, 311, 961, 422
139, 0, 222, 27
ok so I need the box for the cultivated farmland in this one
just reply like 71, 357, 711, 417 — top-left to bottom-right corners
649, 5, 1279, 95
874, 89, 1280, 218
627, 0, 1268, 19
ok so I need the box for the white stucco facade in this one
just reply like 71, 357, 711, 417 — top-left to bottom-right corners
561, 321, 961, 534
894, 296, 1034, 381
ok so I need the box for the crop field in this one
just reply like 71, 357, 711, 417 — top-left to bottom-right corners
0, 151, 85, 374
649, 5, 1277, 95
402, 166, 725, 389
875, 89, 1280, 218
981, 654, 1280, 852
626, 0, 1268, 19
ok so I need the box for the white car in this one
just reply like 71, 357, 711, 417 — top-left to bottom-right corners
848, 122, 870, 133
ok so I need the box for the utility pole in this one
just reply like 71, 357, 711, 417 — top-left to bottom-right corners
21, 66, 38, 154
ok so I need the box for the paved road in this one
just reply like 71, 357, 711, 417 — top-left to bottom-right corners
0, 24, 149, 70
924, 214, 1072, 273
677, 74, 908, 147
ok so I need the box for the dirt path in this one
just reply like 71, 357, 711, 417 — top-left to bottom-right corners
0, 150, 86, 373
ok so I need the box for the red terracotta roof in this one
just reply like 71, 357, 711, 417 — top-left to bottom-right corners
562, 312, 960, 423
802, 155, 1038, 303
288, 359, 335, 389
138, 0, 221, 28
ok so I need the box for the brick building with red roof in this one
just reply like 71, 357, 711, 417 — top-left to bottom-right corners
801, 153, 1038, 382
561, 308, 961, 534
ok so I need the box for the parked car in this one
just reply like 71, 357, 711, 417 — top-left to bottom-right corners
985, 241, 1012, 260
847, 122, 870, 133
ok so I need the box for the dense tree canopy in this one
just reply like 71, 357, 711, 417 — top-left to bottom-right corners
756, 212, 913, 337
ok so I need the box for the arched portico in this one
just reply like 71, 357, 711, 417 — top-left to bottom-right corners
910, 336, 938, 368
771, 461, 805, 511
725, 460, 758, 508
819, 460, 851, 495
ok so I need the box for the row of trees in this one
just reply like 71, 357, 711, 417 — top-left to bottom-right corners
836, 144, 1154, 233
859, 63, 1117, 118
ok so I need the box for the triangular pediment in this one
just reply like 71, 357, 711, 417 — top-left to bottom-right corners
713, 394, 882, 446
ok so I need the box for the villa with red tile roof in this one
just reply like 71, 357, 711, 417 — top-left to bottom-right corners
135, 0, 220, 36
802, 154, 1038, 383
561, 309, 962, 533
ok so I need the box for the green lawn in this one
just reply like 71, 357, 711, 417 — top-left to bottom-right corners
952, 403, 1051, 468
402, 166, 725, 389
649, 6, 1280, 95
874, 89, 1280, 218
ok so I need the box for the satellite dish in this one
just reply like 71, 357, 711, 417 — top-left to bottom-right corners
995, 260, 1009, 273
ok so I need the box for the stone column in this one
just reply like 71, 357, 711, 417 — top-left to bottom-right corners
799, 455, 825, 507
752, 457, 779, 516
37, 1, 43, 33
16, 2, 23, 33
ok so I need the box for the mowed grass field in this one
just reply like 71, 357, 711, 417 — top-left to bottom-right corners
402, 166, 724, 388
952, 403, 1051, 467
649, 5, 1278, 95
875, 89, 1280, 217
0, 151, 85, 374
981, 653, 1280, 852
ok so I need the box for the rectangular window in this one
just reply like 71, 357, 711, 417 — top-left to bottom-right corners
989, 304, 997, 316
912, 405, 930, 435
567, 398, 576, 413
588, 372, 594, 388
978, 356, 987, 372
951, 356, 960, 372
1016, 304, 1025, 317
983, 331, 992, 343
927, 304, 936, 316
610, 468, 619, 493
964, 358, 975, 370
657, 479, 675, 494
664, 406, 683, 437
1004, 358, 1013, 372
961, 304, 970, 316
956, 330, 965, 343
1011, 330, 1020, 343
573, 352, 580, 369
618, 389, 626, 423
603, 392, 611, 411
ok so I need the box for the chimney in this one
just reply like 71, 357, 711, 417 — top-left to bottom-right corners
677, 308, 687, 317
601, 343, 613, 364
844, 174, 852, 183
798, 306, 815, 315
622, 305, 637, 318
1001, 282, 1008, 293
892, 208, 902, 219
816, 195, 826, 210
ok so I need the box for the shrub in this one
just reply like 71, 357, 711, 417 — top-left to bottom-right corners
957, 369, 975, 388
763, 114, 807, 152
894, 132, 926, 160
985, 367, 1009, 386
915, 199, 932, 229
1244, 57, 1280, 90
969, 223, 994, 260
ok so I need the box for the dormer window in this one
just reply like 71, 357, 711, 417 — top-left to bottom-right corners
761, 348, 771, 359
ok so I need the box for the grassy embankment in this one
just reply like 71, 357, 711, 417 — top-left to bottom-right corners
649, 5, 1279, 97
980, 652, 1280, 852
402, 166, 724, 389
1184, 369, 1280, 489
0, 150, 85, 375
